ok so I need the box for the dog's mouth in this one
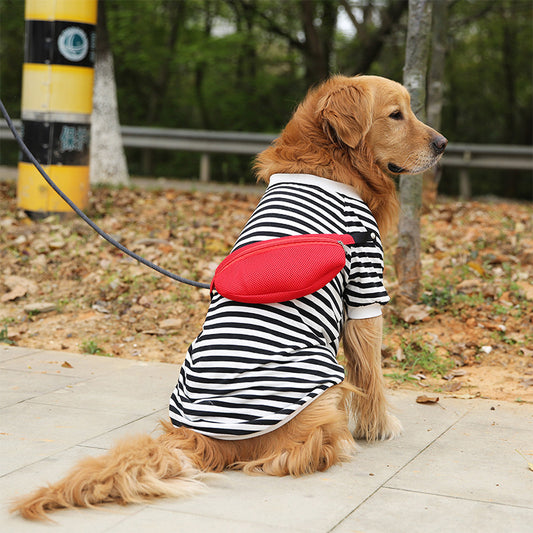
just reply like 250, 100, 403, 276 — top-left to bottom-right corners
387, 152, 445, 175
387, 163, 406, 174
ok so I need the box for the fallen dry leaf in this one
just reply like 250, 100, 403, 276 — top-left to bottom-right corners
401, 304, 431, 324
466, 261, 486, 277
416, 395, 440, 404
443, 381, 463, 392
1, 275, 39, 302
23, 302, 56, 314
159, 318, 184, 330
394, 347, 405, 362
1, 285, 28, 303
455, 279, 482, 294
443, 369, 467, 380
450, 392, 481, 399
61, 361, 73, 368
516, 281, 533, 301
3, 275, 39, 293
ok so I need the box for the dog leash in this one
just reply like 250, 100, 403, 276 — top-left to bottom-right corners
0, 98, 211, 290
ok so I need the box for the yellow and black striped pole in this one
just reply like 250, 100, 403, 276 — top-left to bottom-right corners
17, 0, 97, 219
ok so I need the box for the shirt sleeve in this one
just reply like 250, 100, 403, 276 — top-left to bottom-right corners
344, 240, 390, 320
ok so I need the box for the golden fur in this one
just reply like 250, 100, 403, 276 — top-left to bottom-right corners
11, 75, 446, 521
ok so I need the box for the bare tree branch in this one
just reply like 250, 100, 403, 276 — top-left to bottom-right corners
339, 0, 361, 33
350, 0, 409, 75
235, 0, 305, 50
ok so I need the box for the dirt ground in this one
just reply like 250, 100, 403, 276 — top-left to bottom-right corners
1, 180, 532, 403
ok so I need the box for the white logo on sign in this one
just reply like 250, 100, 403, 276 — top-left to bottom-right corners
59, 125, 89, 152
57, 27, 89, 62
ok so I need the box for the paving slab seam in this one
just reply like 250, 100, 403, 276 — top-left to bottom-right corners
139, 506, 311, 533
23, 396, 159, 418
327, 407, 475, 532
1, 366, 74, 377
77, 416, 168, 450
0, 348, 42, 361
0, 415, 164, 480
22, 400, 151, 419
2, 360, 128, 389
377, 485, 533, 510
0, 444, 86, 481
1, 366, 79, 380
101, 503, 150, 533
1, 371, 79, 409
79, 437, 121, 449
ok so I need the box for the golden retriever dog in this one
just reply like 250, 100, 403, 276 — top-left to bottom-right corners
11, 75, 446, 520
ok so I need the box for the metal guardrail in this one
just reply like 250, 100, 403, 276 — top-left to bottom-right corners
2, 120, 532, 177
120, 125, 277, 155
441, 143, 533, 171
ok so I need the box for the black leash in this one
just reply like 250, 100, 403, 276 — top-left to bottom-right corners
0, 98, 210, 290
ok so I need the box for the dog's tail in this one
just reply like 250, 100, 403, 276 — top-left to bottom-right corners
10, 432, 205, 521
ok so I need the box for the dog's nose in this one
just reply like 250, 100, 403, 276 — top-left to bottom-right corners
431, 135, 448, 155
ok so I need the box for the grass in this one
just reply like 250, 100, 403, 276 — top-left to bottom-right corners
81, 340, 112, 357
386, 335, 454, 385
0, 325, 15, 345
383, 372, 419, 384
421, 286, 454, 309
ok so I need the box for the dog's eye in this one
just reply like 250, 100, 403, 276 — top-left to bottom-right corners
389, 111, 403, 120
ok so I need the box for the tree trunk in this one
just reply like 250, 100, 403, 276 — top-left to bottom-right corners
394, 0, 432, 307
141, 0, 185, 174
300, 0, 336, 85
195, 0, 214, 129
422, 0, 448, 209
90, 0, 129, 186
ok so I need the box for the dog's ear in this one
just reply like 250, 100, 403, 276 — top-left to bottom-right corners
317, 83, 373, 148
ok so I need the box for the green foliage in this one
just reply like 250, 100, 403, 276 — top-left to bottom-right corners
444, 0, 533, 145
421, 286, 454, 309
397, 336, 454, 377
383, 372, 419, 385
0, 325, 15, 345
385, 334, 454, 385
81, 340, 111, 356
439, 0, 533, 198
0, 0, 24, 166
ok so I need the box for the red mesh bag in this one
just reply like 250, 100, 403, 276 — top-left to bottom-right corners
210, 233, 358, 304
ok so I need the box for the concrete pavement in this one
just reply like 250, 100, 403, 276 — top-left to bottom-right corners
1, 344, 532, 532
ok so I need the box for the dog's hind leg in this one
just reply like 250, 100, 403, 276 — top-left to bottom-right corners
230, 384, 357, 477
342, 316, 402, 441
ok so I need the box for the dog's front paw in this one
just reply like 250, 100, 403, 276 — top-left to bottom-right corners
352, 413, 403, 442
377, 413, 403, 441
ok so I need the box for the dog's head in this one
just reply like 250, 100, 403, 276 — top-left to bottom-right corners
255, 75, 447, 235
316, 75, 447, 175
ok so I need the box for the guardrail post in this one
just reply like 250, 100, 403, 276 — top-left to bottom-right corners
200, 153, 210, 182
459, 150, 472, 200
17, 0, 97, 219
459, 170, 471, 200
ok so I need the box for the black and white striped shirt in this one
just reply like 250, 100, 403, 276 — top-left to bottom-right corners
169, 174, 389, 439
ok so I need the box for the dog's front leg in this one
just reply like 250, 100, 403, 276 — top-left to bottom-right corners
342, 315, 402, 441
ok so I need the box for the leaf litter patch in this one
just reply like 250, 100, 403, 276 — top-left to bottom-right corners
1, 182, 532, 402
